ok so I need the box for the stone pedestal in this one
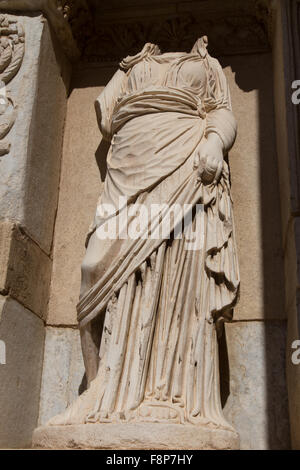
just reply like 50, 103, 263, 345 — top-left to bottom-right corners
32, 423, 240, 450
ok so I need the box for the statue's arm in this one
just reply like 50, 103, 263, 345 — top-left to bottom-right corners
194, 58, 237, 184
95, 69, 128, 141
204, 57, 237, 154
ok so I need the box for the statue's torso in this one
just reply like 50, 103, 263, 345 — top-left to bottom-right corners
125, 53, 208, 98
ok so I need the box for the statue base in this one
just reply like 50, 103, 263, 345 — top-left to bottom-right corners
32, 423, 240, 450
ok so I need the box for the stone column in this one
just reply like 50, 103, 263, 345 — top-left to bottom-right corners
0, 10, 70, 448
272, 0, 300, 450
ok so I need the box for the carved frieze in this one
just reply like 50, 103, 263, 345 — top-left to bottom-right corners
0, 14, 25, 156
58, 0, 272, 62
0, 1, 273, 63
83, 14, 270, 63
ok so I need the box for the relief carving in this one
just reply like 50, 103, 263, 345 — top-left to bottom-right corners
81, 13, 270, 62
0, 14, 25, 156
57, 0, 272, 62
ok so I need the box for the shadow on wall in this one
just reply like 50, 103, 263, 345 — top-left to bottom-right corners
95, 140, 110, 182
70, 65, 117, 183
220, 54, 290, 449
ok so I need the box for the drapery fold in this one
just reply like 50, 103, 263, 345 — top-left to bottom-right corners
47, 42, 240, 429
78, 159, 239, 331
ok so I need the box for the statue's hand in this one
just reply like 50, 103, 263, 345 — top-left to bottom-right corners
194, 133, 224, 184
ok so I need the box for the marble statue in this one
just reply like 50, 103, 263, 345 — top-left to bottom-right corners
37, 36, 240, 449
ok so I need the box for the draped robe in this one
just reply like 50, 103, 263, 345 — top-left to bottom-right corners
48, 45, 240, 429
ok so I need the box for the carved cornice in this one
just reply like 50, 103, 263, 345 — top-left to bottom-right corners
0, 0, 273, 63
0, 0, 80, 61
61, 0, 273, 62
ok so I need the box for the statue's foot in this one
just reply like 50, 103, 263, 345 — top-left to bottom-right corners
46, 379, 101, 426
138, 402, 183, 423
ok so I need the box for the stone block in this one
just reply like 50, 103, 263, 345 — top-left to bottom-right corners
224, 54, 286, 320
38, 327, 85, 425
0, 296, 44, 449
283, 216, 300, 313
0, 219, 51, 320
272, 1, 294, 238
47, 68, 112, 325
285, 291, 300, 449
38, 321, 290, 450
33, 422, 239, 450
223, 320, 290, 449
0, 13, 69, 254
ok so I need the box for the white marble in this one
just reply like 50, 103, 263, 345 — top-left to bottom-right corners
38, 327, 85, 426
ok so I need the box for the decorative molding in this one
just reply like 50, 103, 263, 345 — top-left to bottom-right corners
82, 13, 271, 63
255, 0, 274, 43
0, 0, 80, 61
57, 0, 92, 54
0, 0, 273, 63
60, 0, 272, 62
0, 13, 24, 156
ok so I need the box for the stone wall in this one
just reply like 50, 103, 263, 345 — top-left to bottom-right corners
0, 14, 70, 448
272, 0, 300, 450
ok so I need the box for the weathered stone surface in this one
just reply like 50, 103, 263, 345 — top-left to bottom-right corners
226, 54, 286, 321
272, 1, 300, 450
286, 288, 300, 450
37, 319, 290, 450
223, 321, 290, 450
272, 2, 293, 241
0, 220, 12, 294
47, 67, 110, 325
0, 219, 51, 320
283, 217, 300, 313
38, 327, 85, 425
0, 14, 69, 254
277, 0, 300, 215
270, 1, 300, 450
0, 296, 44, 449
281, 217, 300, 448
23, 18, 69, 253
32, 422, 240, 450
